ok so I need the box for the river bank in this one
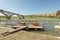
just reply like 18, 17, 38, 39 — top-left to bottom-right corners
0, 28, 60, 40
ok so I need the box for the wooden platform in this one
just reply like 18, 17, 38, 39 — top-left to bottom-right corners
1, 26, 27, 36
1, 23, 44, 36
26, 25, 44, 31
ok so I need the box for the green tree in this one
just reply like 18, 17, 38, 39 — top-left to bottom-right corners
56, 10, 60, 18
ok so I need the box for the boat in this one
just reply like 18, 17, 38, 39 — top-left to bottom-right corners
54, 22, 60, 34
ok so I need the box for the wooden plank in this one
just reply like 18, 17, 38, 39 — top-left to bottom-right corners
28, 25, 43, 28
1, 26, 27, 36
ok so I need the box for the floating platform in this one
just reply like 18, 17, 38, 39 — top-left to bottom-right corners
1, 21, 44, 36
26, 25, 44, 31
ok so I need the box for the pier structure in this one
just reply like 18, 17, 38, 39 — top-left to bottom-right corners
0, 9, 24, 19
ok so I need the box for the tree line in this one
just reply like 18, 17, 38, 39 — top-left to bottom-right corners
25, 10, 60, 19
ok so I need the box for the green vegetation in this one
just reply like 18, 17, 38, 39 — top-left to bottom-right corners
0, 16, 18, 18
0, 15, 59, 20
25, 10, 60, 20
0, 16, 5, 18
25, 15, 59, 20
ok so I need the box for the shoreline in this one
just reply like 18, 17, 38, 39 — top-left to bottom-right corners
25, 18, 60, 20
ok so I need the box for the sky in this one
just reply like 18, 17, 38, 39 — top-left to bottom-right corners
0, 0, 60, 15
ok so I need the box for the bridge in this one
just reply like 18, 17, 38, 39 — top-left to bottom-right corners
0, 9, 24, 19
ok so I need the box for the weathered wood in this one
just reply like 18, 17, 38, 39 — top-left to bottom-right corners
28, 25, 43, 28
28, 25, 44, 31
1, 26, 27, 36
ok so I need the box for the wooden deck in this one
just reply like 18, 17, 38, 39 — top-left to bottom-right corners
28, 25, 43, 28
1, 26, 27, 36
25, 25, 44, 31
1, 23, 44, 36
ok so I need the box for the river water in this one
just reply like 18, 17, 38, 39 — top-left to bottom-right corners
0, 19, 60, 31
